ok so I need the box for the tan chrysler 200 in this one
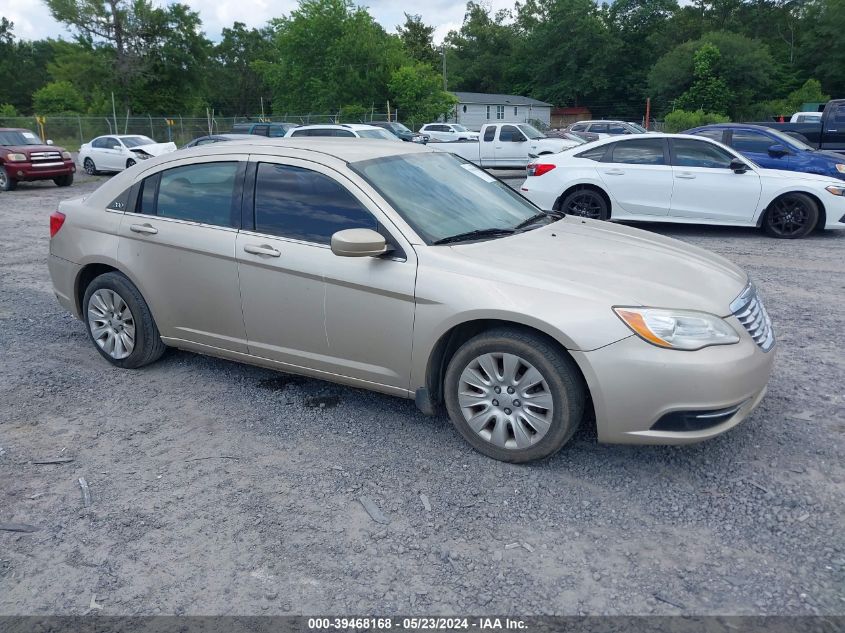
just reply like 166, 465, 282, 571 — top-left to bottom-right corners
48, 139, 775, 462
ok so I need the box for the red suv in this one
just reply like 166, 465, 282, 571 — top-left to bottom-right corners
0, 128, 76, 191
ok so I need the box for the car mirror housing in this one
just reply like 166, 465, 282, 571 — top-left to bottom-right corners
46, 139, 54, 145
331, 228, 388, 257
767, 143, 789, 156
730, 158, 749, 173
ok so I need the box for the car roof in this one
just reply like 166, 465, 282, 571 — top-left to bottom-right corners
187, 137, 430, 163
293, 124, 382, 131
689, 123, 775, 132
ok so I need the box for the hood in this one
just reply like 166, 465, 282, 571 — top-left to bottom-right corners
534, 137, 580, 150
131, 142, 177, 157
3, 143, 65, 155
757, 165, 841, 185
445, 218, 748, 316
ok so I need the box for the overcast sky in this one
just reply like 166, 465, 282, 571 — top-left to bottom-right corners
0, 0, 515, 44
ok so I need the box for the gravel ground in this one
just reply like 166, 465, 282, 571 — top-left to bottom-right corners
1, 170, 844, 617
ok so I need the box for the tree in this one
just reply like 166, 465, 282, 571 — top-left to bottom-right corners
397, 14, 439, 68
676, 43, 733, 114
210, 22, 273, 116
663, 108, 730, 132
388, 63, 458, 128
0, 21, 56, 113
798, 0, 845, 97
33, 80, 85, 113
0, 103, 18, 117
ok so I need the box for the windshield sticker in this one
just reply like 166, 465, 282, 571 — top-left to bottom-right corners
22, 132, 38, 140
460, 162, 496, 183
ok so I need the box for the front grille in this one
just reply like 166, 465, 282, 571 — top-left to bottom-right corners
730, 283, 775, 352
30, 151, 62, 162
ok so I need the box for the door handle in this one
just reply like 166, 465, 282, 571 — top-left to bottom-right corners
243, 244, 281, 257
676, 173, 696, 179
604, 169, 625, 175
129, 223, 158, 235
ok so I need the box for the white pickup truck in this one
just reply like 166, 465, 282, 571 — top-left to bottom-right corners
430, 122, 581, 168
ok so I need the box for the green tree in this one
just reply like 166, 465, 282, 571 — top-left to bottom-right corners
676, 43, 733, 114
210, 22, 273, 116
0, 103, 18, 117
388, 63, 458, 129
33, 80, 85, 113
397, 14, 439, 68
664, 108, 730, 132
0, 21, 56, 113
798, 0, 845, 96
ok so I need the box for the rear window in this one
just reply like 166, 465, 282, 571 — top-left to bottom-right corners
576, 145, 608, 161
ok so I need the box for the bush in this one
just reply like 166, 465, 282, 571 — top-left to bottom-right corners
33, 81, 85, 114
0, 103, 18, 117
664, 109, 731, 132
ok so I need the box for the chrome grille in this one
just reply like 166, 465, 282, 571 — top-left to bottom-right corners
730, 283, 775, 352
30, 151, 62, 161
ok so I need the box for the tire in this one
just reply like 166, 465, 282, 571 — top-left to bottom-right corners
762, 192, 819, 238
559, 187, 609, 220
126, 158, 136, 169
83, 158, 97, 175
444, 327, 585, 463
54, 173, 74, 187
0, 166, 17, 191
82, 272, 167, 369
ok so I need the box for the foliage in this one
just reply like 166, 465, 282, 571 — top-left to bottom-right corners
397, 14, 439, 68
209, 22, 274, 116
663, 109, 731, 133
0, 103, 18, 117
33, 81, 85, 114
388, 64, 458, 128
676, 43, 733, 114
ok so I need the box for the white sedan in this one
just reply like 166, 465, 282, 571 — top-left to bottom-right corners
520, 133, 845, 238
418, 123, 480, 142
79, 135, 177, 174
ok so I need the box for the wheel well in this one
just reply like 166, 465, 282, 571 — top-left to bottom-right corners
424, 319, 592, 409
75, 263, 119, 314
554, 184, 612, 218
760, 191, 826, 230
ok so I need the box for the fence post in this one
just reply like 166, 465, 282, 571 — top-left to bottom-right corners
148, 114, 154, 138
77, 115, 83, 144
179, 115, 184, 140
105, 117, 113, 134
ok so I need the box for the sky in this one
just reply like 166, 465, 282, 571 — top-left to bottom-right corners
0, 0, 515, 44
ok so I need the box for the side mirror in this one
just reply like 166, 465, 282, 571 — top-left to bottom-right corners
767, 143, 789, 157
331, 228, 388, 257
46, 139, 54, 145
730, 158, 749, 174
513, 135, 527, 142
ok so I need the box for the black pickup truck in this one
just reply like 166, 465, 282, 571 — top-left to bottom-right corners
748, 99, 845, 153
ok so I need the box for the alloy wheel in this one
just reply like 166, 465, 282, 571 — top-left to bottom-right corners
768, 196, 811, 237
84, 159, 96, 175
87, 289, 136, 360
0, 170, 7, 188
566, 192, 603, 218
457, 352, 554, 450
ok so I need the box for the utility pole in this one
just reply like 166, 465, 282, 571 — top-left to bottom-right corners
644, 97, 651, 130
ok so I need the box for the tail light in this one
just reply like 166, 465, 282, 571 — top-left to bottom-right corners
527, 163, 556, 177
50, 211, 66, 238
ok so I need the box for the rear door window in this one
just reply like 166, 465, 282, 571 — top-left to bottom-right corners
483, 127, 496, 142
138, 162, 239, 227
609, 138, 666, 164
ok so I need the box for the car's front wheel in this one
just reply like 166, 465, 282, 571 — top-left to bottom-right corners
0, 166, 18, 191
83, 158, 97, 175
559, 188, 608, 220
444, 328, 585, 463
762, 192, 819, 238
54, 174, 74, 187
126, 158, 136, 169
83, 272, 166, 369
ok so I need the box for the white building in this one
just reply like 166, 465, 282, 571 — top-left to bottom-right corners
448, 92, 553, 130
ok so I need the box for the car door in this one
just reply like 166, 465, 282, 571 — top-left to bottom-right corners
94, 137, 122, 171
668, 138, 762, 222
494, 125, 527, 167
729, 129, 788, 171
821, 102, 845, 151
117, 157, 249, 352
596, 138, 672, 216
236, 157, 417, 390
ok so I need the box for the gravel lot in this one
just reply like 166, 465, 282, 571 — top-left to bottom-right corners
1, 170, 843, 617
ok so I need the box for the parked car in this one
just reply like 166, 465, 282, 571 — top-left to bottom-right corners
431, 123, 581, 168
0, 127, 75, 191
686, 124, 845, 181
520, 133, 845, 238
746, 99, 845, 152
230, 122, 297, 137
566, 120, 645, 138
79, 135, 177, 174
418, 123, 479, 142
546, 129, 599, 143
181, 133, 255, 149
369, 121, 428, 143
48, 138, 774, 462
790, 112, 822, 123
285, 124, 400, 140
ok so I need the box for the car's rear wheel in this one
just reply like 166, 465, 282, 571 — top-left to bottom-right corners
83, 158, 97, 175
54, 174, 73, 187
763, 192, 819, 238
126, 158, 136, 169
83, 272, 166, 369
444, 328, 585, 463
560, 188, 608, 220
0, 166, 17, 191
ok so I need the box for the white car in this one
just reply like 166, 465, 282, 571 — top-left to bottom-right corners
520, 133, 845, 238
418, 123, 479, 142
79, 135, 177, 174
285, 124, 400, 140
566, 120, 644, 138
790, 111, 822, 123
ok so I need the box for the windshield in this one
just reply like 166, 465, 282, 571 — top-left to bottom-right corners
0, 130, 42, 146
627, 122, 648, 133
122, 136, 155, 148
393, 123, 412, 133
768, 128, 814, 151
350, 152, 541, 244
517, 124, 545, 139
452, 125, 468, 132
358, 129, 400, 141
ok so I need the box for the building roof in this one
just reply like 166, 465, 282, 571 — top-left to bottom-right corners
451, 92, 552, 107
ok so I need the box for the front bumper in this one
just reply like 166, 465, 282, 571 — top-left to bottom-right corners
571, 325, 775, 444
7, 160, 75, 181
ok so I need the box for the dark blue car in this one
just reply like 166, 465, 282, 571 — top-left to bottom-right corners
685, 124, 845, 181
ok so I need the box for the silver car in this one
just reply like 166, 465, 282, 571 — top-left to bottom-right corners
48, 139, 775, 462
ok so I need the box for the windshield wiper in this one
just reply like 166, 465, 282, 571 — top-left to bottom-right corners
513, 211, 562, 231
433, 227, 515, 245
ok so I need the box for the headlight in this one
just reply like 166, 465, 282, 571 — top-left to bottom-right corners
613, 307, 740, 350
6, 153, 26, 162
61, 151, 72, 160
826, 184, 845, 196
835, 164, 845, 174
